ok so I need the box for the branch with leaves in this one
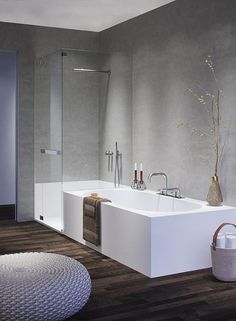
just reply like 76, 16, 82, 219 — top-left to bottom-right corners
178, 55, 227, 176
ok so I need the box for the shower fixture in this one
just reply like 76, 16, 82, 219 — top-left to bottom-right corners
114, 142, 122, 188
105, 150, 113, 172
73, 68, 111, 74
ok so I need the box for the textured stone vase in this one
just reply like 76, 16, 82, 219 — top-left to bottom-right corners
207, 175, 223, 206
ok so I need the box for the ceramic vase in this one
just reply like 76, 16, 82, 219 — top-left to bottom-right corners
207, 175, 223, 206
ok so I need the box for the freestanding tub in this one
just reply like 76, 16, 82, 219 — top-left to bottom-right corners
64, 188, 236, 278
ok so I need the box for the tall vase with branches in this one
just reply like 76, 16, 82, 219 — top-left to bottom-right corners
178, 56, 227, 205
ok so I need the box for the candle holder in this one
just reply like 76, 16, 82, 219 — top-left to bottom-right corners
131, 180, 139, 190
131, 169, 146, 190
137, 170, 146, 190
137, 180, 146, 191
131, 169, 138, 189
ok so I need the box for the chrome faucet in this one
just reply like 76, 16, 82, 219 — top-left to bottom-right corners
148, 172, 182, 198
161, 187, 182, 198
148, 172, 168, 195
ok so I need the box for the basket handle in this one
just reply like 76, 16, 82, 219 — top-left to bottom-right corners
212, 222, 236, 250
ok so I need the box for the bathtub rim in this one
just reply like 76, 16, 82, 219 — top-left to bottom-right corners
63, 187, 235, 218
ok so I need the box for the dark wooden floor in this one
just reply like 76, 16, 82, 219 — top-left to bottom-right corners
1, 221, 236, 321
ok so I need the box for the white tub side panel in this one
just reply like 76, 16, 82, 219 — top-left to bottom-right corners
43, 183, 62, 218
150, 208, 236, 278
64, 193, 85, 244
43, 183, 62, 231
34, 183, 43, 220
101, 204, 151, 276
64, 194, 152, 276
34, 182, 62, 231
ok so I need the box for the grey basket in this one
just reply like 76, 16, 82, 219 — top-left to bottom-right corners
211, 222, 236, 282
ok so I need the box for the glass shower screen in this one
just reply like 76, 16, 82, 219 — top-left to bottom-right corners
34, 51, 63, 231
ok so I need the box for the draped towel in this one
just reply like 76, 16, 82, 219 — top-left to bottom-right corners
83, 195, 111, 246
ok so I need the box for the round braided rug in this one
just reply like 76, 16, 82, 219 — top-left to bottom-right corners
0, 252, 91, 321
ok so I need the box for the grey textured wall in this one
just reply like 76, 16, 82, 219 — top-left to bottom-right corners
63, 51, 101, 182
100, 0, 236, 205
99, 53, 132, 185
0, 22, 99, 221
62, 50, 132, 185
0, 52, 16, 205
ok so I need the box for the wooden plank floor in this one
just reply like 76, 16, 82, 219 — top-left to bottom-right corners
1, 220, 236, 321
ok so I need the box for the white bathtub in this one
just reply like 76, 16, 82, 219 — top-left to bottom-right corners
64, 187, 236, 278
78, 188, 202, 214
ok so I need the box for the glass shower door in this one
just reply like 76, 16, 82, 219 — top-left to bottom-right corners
34, 51, 63, 231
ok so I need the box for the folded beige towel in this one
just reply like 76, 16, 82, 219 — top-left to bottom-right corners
83, 195, 111, 246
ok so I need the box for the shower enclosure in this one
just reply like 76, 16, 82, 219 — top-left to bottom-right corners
34, 49, 132, 231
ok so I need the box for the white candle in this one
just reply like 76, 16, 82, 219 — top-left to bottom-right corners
134, 162, 137, 170
225, 234, 236, 249
225, 232, 235, 237
140, 163, 143, 171
216, 233, 225, 248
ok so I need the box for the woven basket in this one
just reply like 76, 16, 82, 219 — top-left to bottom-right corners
211, 222, 236, 282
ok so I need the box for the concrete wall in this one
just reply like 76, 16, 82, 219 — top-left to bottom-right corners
0, 51, 16, 205
0, 21, 99, 221
100, 0, 236, 205
99, 52, 132, 185
62, 50, 132, 185
62, 50, 101, 182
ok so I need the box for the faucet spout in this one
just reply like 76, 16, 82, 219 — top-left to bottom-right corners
148, 172, 168, 195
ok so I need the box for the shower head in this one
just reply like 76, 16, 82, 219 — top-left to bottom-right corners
73, 68, 111, 74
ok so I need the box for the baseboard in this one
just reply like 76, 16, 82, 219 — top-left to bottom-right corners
0, 204, 15, 220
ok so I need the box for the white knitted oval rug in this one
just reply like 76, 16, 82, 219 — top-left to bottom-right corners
0, 252, 91, 321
